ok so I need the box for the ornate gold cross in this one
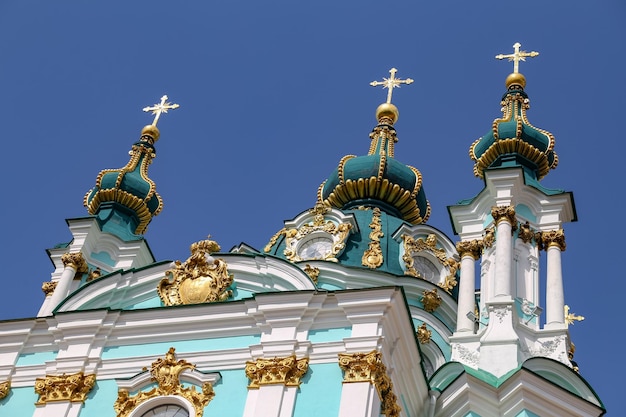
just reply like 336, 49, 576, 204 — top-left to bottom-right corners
143, 95, 180, 126
495, 42, 539, 74
370, 68, 414, 104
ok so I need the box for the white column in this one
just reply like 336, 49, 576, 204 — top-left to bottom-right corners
34, 402, 82, 417
41, 253, 87, 316
338, 381, 380, 417
455, 241, 481, 333
544, 230, 566, 328
492, 207, 515, 299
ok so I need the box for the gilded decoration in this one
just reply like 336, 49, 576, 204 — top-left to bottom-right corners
114, 348, 214, 417
568, 343, 580, 373
416, 323, 431, 344
264, 227, 286, 253
0, 380, 10, 400
402, 234, 458, 293
87, 267, 102, 282
41, 281, 58, 296
338, 350, 401, 417
61, 252, 88, 277
421, 288, 442, 313
303, 264, 320, 284
491, 206, 516, 227
518, 221, 536, 244
539, 229, 566, 251
34, 372, 95, 405
283, 204, 351, 262
158, 236, 233, 306
482, 227, 495, 248
362, 207, 384, 269
564, 305, 584, 326
456, 240, 482, 260
245, 355, 309, 388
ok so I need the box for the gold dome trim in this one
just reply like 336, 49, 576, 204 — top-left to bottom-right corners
471, 138, 555, 180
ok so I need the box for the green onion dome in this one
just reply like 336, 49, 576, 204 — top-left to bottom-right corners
470, 73, 558, 180
83, 125, 163, 237
318, 103, 430, 224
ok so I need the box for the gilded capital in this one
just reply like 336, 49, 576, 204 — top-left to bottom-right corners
0, 380, 10, 400
491, 205, 516, 226
456, 240, 482, 259
114, 348, 214, 417
245, 355, 309, 388
61, 252, 88, 274
540, 229, 566, 251
34, 372, 95, 405
338, 350, 401, 417
41, 281, 58, 296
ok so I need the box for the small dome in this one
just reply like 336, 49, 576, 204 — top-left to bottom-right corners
470, 73, 558, 180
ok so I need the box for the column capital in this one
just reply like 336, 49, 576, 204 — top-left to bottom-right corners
456, 240, 482, 259
245, 355, 309, 388
61, 252, 88, 274
491, 205, 516, 226
540, 229, 566, 251
35, 371, 95, 405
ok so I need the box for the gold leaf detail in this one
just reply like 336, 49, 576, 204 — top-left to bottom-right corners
416, 323, 431, 344
0, 381, 10, 400
245, 355, 309, 388
158, 236, 233, 306
114, 348, 214, 417
421, 288, 442, 313
362, 207, 384, 269
34, 372, 95, 405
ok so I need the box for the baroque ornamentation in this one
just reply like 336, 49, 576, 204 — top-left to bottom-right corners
303, 264, 320, 284
61, 252, 88, 276
564, 305, 584, 326
34, 372, 95, 405
416, 323, 431, 344
264, 227, 286, 253
451, 343, 480, 368
517, 221, 536, 244
87, 267, 102, 282
283, 204, 352, 262
338, 350, 401, 417
362, 207, 384, 269
539, 229, 566, 251
403, 234, 458, 293
421, 288, 442, 313
490, 304, 511, 323
0, 380, 10, 400
482, 227, 495, 248
114, 348, 214, 417
41, 281, 58, 295
456, 240, 482, 260
158, 236, 233, 306
245, 355, 309, 388
491, 205, 516, 227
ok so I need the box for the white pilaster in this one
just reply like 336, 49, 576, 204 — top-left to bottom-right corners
456, 251, 478, 333
545, 243, 565, 328
337, 381, 380, 417
493, 219, 513, 299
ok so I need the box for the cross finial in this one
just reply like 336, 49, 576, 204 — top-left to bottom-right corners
495, 43, 539, 74
370, 68, 414, 104
143, 95, 180, 127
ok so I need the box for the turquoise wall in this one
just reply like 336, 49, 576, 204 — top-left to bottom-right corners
294, 363, 343, 417
81, 379, 119, 417
16, 351, 58, 366
205, 369, 248, 417
0, 386, 37, 416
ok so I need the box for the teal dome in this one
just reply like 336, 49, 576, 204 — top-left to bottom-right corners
319, 119, 430, 225
470, 73, 558, 180
84, 125, 163, 237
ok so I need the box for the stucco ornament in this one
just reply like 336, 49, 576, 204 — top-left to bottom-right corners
158, 236, 233, 306
114, 348, 214, 417
34, 372, 95, 405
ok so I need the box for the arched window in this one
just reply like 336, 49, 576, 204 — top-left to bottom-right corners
139, 404, 189, 417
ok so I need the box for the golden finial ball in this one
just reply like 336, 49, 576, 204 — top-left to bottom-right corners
375, 103, 399, 124
141, 125, 160, 142
505, 73, 526, 89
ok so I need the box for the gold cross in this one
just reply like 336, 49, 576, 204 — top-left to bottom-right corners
143, 95, 180, 126
564, 305, 585, 326
370, 68, 414, 104
495, 42, 539, 73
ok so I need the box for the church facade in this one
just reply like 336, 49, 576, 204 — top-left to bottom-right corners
0, 45, 605, 417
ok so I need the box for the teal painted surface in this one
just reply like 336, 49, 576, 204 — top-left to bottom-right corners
206, 369, 248, 417
516, 410, 540, 417
16, 351, 57, 366
102, 335, 261, 360
0, 386, 37, 416
232, 288, 254, 300
294, 363, 343, 417
515, 204, 536, 222
91, 251, 116, 267
127, 296, 163, 310
406, 299, 454, 333
81, 379, 119, 417
318, 282, 343, 291
463, 412, 482, 417
308, 327, 351, 343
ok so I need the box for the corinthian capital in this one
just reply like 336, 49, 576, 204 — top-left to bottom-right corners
540, 229, 566, 251
61, 252, 88, 274
456, 240, 482, 259
491, 205, 516, 226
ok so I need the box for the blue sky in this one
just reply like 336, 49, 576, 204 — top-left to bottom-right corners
0, 1, 623, 414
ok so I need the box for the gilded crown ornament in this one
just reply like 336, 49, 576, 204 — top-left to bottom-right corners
158, 236, 234, 305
